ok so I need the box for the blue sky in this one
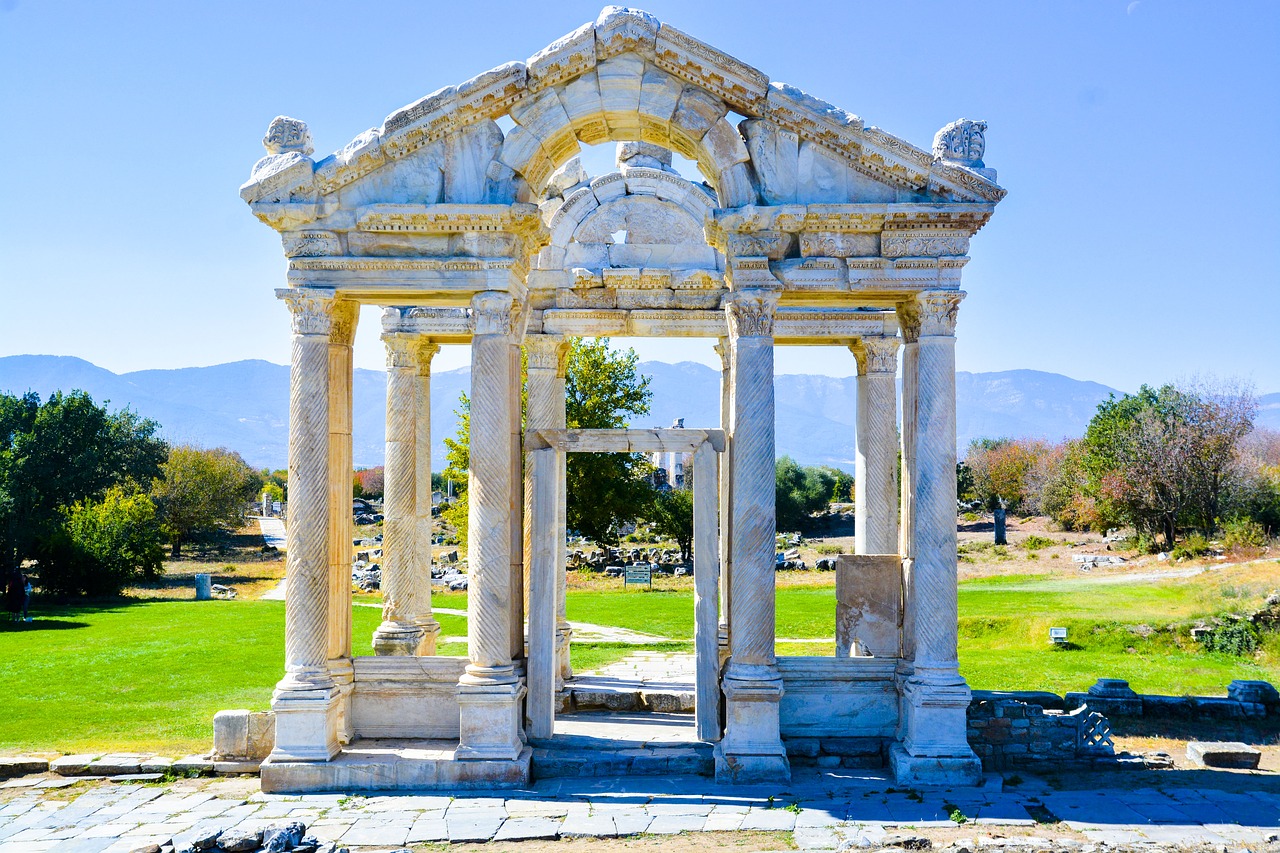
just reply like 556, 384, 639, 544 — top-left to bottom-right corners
1, 1, 1277, 392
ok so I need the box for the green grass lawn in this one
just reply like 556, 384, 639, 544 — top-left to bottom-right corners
2, 568, 1276, 755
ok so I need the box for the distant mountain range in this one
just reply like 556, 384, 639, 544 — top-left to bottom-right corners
2, 354, 1276, 472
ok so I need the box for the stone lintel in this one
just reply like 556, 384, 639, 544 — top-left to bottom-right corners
526, 427, 726, 454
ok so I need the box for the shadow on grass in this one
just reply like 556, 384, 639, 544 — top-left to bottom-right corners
0, 618, 90, 632
1107, 714, 1280, 747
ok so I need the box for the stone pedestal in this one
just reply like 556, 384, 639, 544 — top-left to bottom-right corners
714, 666, 788, 782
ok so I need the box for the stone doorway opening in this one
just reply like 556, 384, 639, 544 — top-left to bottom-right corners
524, 427, 725, 752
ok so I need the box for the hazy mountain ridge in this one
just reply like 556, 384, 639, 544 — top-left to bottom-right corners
2, 355, 1276, 472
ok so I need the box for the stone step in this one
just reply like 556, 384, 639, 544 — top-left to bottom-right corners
566, 680, 694, 714
530, 743, 714, 779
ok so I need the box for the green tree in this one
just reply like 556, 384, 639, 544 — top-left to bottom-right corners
775, 456, 837, 532
649, 487, 694, 561
441, 337, 653, 549
0, 390, 166, 573
40, 485, 164, 597
564, 338, 653, 546
151, 446, 262, 558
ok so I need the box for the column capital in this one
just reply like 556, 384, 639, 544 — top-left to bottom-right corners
917, 290, 965, 337
852, 336, 899, 375
724, 290, 779, 340
714, 337, 730, 371
415, 338, 440, 375
469, 291, 518, 337
330, 300, 359, 347
525, 334, 569, 374
381, 332, 420, 369
277, 287, 338, 337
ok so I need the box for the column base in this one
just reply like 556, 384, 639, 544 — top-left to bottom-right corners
269, 681, 341, 763
416, 618, 442, 656
457, 670, 527, 761
328, 658, 355, 746
715, 663, 789, 784
899, 667, 975, 757
373, 622, 425, 656
889, 744, 982, 787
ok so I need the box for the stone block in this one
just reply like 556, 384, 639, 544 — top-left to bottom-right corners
1228, 679, 1279, 705
88, 754, 146, 775
784, 738, 820, 758
1190, 696, 1247, 719
1186, 741, 1261, 769
834, 554, 901, 658
1137, 694, 1192, 718
139, 757, 173, 774
642, 691, 694, 713
173, 755, 215, 776
50, 754, 98, 776
0, 757, 48, 778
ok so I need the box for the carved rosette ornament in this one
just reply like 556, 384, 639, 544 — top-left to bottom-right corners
855, 337, 899, 375
724, 291, 779, 339
917, 291, 965, 337
279, 289, 336, 337
469, 292, 518, 337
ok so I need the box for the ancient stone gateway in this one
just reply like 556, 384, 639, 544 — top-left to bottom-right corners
240, 6, 1005, 792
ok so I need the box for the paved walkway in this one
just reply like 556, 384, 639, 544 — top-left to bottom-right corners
1, 768, 1277, 850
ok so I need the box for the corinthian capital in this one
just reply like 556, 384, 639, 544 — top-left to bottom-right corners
525, 335, 569, 374
277, 287, 337, 337
917, 290, 966, 337
724, 290, 779, 340
469, 292, 517, 337
382, 332, 419, 370
854, 337, 899, 375
415, 339, 441, 375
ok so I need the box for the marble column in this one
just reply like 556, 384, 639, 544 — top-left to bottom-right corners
525, 335, 572, 692
897, 304, 920, 663
508, 340, 525, 664
890, 290, 982, 786
271, 287, 341, 763
372, 330, 430, 656
715, 290, 789, 783
458, 291, 526, 762
854, 337, 900, 556
715, 338, 732, 666
326, 300, 359, 744
414, 337, 442, 653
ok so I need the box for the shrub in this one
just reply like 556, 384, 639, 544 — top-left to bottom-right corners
1171, 533, 1213, 561
1021, 534, 1057, 550
38, 486, 164, 597
1197, 620, 1260, 656
1221, 517, 1267, 552
814, 544, 841, 556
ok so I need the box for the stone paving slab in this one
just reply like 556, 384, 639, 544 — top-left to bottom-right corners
1, 770, 1279, 850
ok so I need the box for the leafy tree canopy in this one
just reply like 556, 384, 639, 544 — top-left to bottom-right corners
151, 446, 262, 557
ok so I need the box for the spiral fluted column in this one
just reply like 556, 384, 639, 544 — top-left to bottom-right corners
271, 287, 341, 762
716, 290, 789, 783
890, 289, 982, 786
854, 338, 900, 556
373, 330, 428, 656
458, 291, 526, 761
